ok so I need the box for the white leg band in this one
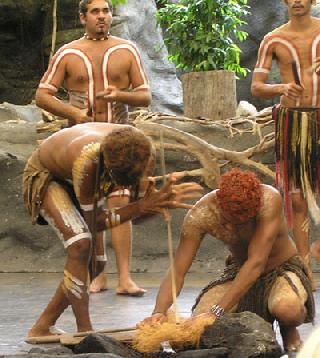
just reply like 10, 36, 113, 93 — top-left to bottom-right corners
64, 232, 92, 249
96, 254, 108, 262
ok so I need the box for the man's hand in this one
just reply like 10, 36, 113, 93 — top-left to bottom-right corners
137, 313, 167, 328
96, 86, 120, 102
281, 82, 304, 100
138, 175, 203, 219
182, 312, 216, 328
71, 108, 93, 125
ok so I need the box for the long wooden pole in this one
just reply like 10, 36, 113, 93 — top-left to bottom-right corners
159, 130, 178, 323
49, 0, 57, 62
25, 326, 136, 344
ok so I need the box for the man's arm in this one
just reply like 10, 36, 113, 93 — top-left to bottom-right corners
251, 72, 303, 100
214, 191, 283, 313
251, 36, 303, 100
94, 178, 203, 232
151, 217, 204, 316
97, 43, 151, 107
36, 51, 91, 126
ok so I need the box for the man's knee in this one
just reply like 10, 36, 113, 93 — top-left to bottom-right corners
271, 296, 306, 326
67, 237, 92, 262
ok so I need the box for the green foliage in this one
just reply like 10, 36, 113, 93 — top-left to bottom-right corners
156, 0, 250, 77
111, 0, 127, 4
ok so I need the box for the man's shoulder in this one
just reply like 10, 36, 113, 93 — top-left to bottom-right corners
53, 39, 84, 55
109, 36, 136, 47
261, 184, 280, 198
259, 185, 282, 217
262, 23, 289, 41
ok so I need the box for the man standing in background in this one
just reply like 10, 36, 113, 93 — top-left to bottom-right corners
35, 0, 151, 295
251, 0, 320, 289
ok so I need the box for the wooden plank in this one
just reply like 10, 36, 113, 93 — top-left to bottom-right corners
25, 327, 136, 345
60, 330, 136, 346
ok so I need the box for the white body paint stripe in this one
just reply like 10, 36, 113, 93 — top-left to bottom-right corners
80, 198, 105, 212
39, 83, 58, 92
41, 48, 95, 118
108, 188, 130, 198
257, 36, 301, 106
64, 232, 92, 249
254, 68, 270, 74
311, 34, 320, 107
102, 43, 149, 122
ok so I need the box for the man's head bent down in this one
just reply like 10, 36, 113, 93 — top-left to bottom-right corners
101, 127, 152, 187
217, 168, 262, 223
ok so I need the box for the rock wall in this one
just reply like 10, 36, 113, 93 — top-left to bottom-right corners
0, 0, 182, 114
0, 0, 308, 112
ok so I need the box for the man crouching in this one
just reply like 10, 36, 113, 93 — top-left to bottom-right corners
23, 122, 203, 338
144, 169, 315, 352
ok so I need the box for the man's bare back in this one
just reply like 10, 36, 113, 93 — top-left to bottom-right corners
39, 122, 124, 178
183, 185, 297, 272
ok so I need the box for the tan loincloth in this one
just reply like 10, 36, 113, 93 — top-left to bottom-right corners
192, 255, 315, 324
22, 148, 53, 225
69, 91, 129, 124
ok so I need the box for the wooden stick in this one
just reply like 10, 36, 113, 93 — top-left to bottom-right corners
49, 0, 57, 62
25, 326, 136, 345
60, 330, 136, 346
159, 130, 179, 323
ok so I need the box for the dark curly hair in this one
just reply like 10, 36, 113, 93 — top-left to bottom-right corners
101, 127, 152, 187
79, 0, 113, 15
216, 168, 262, 221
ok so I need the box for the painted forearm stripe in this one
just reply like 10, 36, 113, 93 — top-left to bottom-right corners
38, 83, 58, 92
254, 68, 270, 74
108, 188, 130, 198
80, 198, 105, 211
132, 84, 150, 91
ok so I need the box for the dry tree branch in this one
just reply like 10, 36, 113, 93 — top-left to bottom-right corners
38, 107, 275, 188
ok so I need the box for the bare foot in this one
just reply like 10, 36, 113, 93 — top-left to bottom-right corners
280, 326, 303, 352
116, 279, 147, 297
27, 324, 52, 338
89, 272, 108, 293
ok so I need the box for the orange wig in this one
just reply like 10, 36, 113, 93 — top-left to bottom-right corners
216, 169, 262, 222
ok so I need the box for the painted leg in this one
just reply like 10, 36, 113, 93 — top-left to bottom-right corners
64, 239, 93, 332
291, 192, 316, 290
108, 194, 146, 297
268, 272, 307, 352
29, 182, 93, 335
28, 282, 69, 337
89, 231, 108, 293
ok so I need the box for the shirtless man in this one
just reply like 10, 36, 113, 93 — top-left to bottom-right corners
251, 0, 320, 288
35, 0, 151, 295
143, 169, 314, 352
23, 123, 203, 337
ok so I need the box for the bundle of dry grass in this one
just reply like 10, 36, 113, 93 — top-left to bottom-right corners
133, 312, 214, 353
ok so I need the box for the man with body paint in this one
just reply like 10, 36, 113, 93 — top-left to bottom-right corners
35, 0, 151, 295
23, 123, 203, 337
141, 169, 315, 353
251, 0, 320, 290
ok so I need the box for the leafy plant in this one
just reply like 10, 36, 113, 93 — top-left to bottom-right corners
111, 0, 127, 5
156, 0, 250, 77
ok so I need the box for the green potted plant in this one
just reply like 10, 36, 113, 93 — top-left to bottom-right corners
156, 0, 250, 120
